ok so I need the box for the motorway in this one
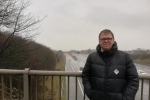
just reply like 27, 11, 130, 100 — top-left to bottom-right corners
65, 53, 150, 100
65, 54, 88, 100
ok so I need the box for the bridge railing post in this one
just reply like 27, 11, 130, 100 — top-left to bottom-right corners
23, 68, 30, 100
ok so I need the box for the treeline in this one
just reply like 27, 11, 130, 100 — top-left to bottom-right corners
126, 49, 150, 60
0, 32, 57, 70
126, 49, 150, 66
70, 48, 150, 66
68, 48, 150, 61
67, 49, 96, 54
131, 52, 150, 60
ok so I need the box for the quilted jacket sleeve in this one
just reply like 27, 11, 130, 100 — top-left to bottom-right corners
82, 54, 92, 99
123, 54, 139, 100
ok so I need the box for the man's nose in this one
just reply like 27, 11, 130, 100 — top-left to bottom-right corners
104, 39, 108, 42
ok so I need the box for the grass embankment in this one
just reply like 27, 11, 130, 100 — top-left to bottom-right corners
44, 56, 66, 100
134, 59, 150, 66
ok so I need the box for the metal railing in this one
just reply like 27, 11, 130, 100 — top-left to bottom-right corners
0, 68, 149, 100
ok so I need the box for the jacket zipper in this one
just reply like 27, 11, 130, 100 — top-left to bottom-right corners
104, 57, 108, 100
104, 65, 108, 100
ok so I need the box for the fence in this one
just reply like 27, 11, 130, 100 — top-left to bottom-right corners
0, 68, 149, 100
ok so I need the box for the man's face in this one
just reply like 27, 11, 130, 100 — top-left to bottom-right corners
99, 33, 114, 51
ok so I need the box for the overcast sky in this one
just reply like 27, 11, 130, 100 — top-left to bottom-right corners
26, 0, 150, 51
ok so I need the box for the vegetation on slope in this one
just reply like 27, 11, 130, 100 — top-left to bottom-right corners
0, 0, 67, 99
0, 32, 56, 70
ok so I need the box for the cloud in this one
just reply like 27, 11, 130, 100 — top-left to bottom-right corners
27, 0, 150, 51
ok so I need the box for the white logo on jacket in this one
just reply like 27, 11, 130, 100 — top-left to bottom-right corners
114, 69, 119, 75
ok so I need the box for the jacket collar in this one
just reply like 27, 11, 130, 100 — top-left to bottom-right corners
96, 41, 118, 57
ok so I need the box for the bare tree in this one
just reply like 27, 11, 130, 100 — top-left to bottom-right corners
0, 0, 43, 55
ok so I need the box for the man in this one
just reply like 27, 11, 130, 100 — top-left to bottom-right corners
82, 29, 139, 100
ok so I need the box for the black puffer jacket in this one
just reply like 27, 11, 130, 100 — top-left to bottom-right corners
82, 42, 139, 100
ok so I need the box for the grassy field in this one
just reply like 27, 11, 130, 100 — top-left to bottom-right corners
134, 59, 150, 66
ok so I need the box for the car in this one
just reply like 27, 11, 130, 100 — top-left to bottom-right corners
137, 70, 146, 74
